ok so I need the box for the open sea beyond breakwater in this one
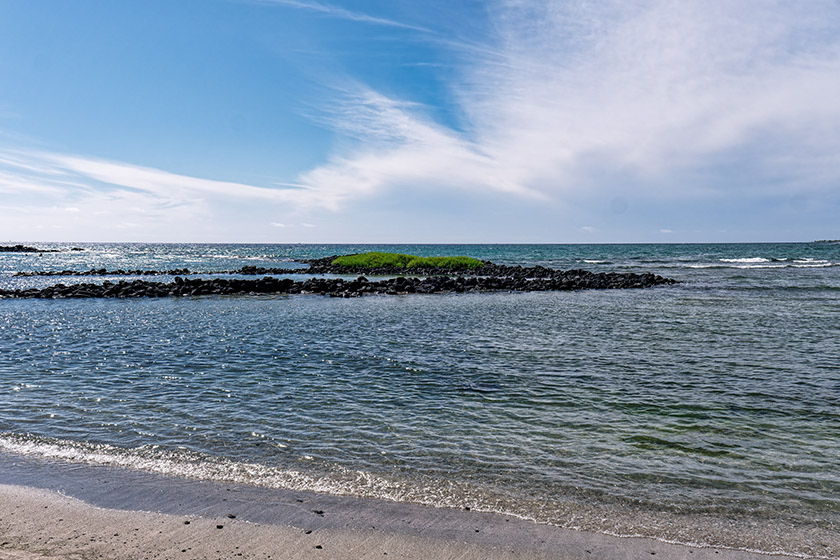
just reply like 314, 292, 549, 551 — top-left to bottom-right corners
1, 242, 839, 558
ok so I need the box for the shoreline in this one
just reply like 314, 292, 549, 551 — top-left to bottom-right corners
0, 452, 792, 560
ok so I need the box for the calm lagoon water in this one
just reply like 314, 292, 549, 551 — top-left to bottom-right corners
1, 243, 839, 557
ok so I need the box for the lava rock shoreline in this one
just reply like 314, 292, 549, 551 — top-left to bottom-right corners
14, 268, 197, 277
12, 265, 295, 277
1, 268, 675, 299
0, 244, 59, 253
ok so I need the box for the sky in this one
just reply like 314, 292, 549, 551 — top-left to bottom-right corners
1, 0, 839, 243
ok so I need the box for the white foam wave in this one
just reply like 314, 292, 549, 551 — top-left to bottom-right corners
0, 434, 483, 512
719, 257, 770, 263
733, 264, 787, 269
793, 258, 829, 264
685, 263, 787, 269
686, 262, 835, 269
0, 434, 831, 559
200, 254, 277, 261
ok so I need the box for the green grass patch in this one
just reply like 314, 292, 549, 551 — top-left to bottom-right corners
331, 252, 483, 270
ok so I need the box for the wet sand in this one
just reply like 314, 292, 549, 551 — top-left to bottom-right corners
0, 453, 791, 560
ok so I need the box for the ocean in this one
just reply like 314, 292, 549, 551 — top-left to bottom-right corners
1, 242, 838, 558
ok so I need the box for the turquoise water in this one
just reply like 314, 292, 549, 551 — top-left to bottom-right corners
1, 243, 839, 557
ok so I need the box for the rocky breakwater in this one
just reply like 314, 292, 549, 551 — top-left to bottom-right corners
15, 268, 194, 277
0, 268, 675, 299
14, 265, 297, 277
0, 244, 58, 253
301, 256, 680, 283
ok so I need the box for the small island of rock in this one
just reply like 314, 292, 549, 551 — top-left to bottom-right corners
0, 244, 58, 253
0, 252, 677, 299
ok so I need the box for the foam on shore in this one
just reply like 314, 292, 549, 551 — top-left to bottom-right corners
1, 439, 836, 559
0, 451, 806, 560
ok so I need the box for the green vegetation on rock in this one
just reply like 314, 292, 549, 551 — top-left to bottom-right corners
331, 252, 483, 270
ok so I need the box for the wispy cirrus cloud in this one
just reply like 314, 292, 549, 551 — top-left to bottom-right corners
294, 87, 546, 209
248, 0, 429, 31
289, 0, 840, 209
46, 153, 301, 202
0, 148, 321, 240
0, 148, 306, 202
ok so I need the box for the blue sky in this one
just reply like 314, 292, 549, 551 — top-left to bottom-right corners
1, 0, 839, 243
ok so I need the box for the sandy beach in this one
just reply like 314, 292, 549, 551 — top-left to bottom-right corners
0, 454, 793, 560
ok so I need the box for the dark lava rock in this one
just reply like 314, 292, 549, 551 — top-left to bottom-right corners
0, 269, 676, 300
15, 264, 304, 277
0, 244, 57, 253
15, 267, 195, 277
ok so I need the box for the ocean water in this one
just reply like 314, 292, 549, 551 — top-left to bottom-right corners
1, 242, 838, 558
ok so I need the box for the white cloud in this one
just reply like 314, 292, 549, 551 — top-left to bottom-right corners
252, 0, 428, 31
660, 229, 673, 234
293, 88, 547, 209
0, 148, 317, 240
0, 148, 314, 204
289, 0, 840, 208
581, 226, 596, 233
43, 152, 301, 202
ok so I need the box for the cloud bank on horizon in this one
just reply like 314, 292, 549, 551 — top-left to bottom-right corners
1, 0, 839, 242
